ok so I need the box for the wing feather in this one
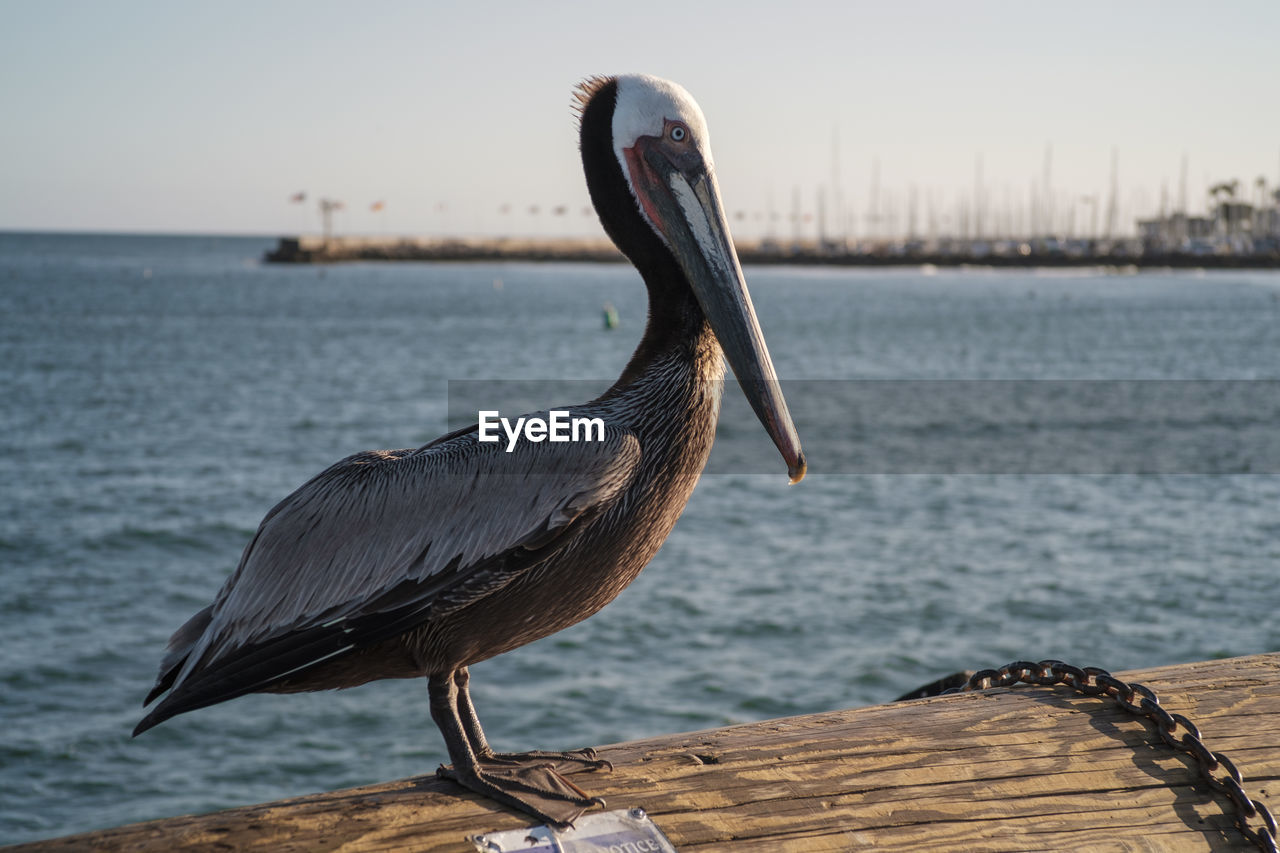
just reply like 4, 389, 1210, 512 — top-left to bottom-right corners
162, 424, 641, 699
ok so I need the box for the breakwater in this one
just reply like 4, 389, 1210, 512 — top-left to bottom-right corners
264, 235, 1280, 268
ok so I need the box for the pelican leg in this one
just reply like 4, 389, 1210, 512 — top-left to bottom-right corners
431, 671, 604, 825
453, 667, 494, 756
454, 668, 613, 772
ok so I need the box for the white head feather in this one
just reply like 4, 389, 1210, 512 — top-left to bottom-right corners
611, 75, 714, 177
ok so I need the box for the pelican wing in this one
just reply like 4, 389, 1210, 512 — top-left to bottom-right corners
139, 425, 640, 729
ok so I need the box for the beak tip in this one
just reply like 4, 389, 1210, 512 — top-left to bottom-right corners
787, 451, 807, 485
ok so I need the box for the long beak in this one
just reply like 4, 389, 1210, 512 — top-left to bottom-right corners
632, 153, 806, 483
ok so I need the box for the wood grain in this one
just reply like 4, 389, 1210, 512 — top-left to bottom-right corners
10, 653, 1278, 852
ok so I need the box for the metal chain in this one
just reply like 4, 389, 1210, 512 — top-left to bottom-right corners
942, 659, 1277, 852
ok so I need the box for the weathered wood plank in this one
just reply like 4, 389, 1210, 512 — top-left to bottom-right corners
10, 653, 1278, 852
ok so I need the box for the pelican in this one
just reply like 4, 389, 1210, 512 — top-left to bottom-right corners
135, 74, 805, 824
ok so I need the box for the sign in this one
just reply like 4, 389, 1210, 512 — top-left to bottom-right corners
472, 808, 678, 853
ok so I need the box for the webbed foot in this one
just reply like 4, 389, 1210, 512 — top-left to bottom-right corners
437, 758, 606, 826
480, 747, 613, 773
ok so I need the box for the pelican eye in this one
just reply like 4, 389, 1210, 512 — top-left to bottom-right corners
670, 125, 687, 142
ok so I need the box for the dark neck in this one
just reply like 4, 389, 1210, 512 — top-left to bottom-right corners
615, 270, 719, 386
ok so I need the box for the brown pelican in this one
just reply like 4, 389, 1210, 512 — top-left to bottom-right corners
134, 74, 805, 824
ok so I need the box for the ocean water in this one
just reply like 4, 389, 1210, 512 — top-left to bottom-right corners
2, 232, 1279, 843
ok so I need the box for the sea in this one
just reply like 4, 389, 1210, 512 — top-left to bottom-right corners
2, 232, 1278, 843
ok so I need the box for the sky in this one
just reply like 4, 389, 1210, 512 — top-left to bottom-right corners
2, 0, 1278, 240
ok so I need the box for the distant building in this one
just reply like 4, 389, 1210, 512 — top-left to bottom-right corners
1136, 212, 1215, 253
1135, 184, 1279, 256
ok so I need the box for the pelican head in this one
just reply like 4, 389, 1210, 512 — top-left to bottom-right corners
579, 74, 806, 483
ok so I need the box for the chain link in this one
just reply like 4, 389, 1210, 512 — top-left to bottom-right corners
942, 659, 1277, 852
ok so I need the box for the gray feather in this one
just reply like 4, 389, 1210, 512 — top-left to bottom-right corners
167, 422, 641, 693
